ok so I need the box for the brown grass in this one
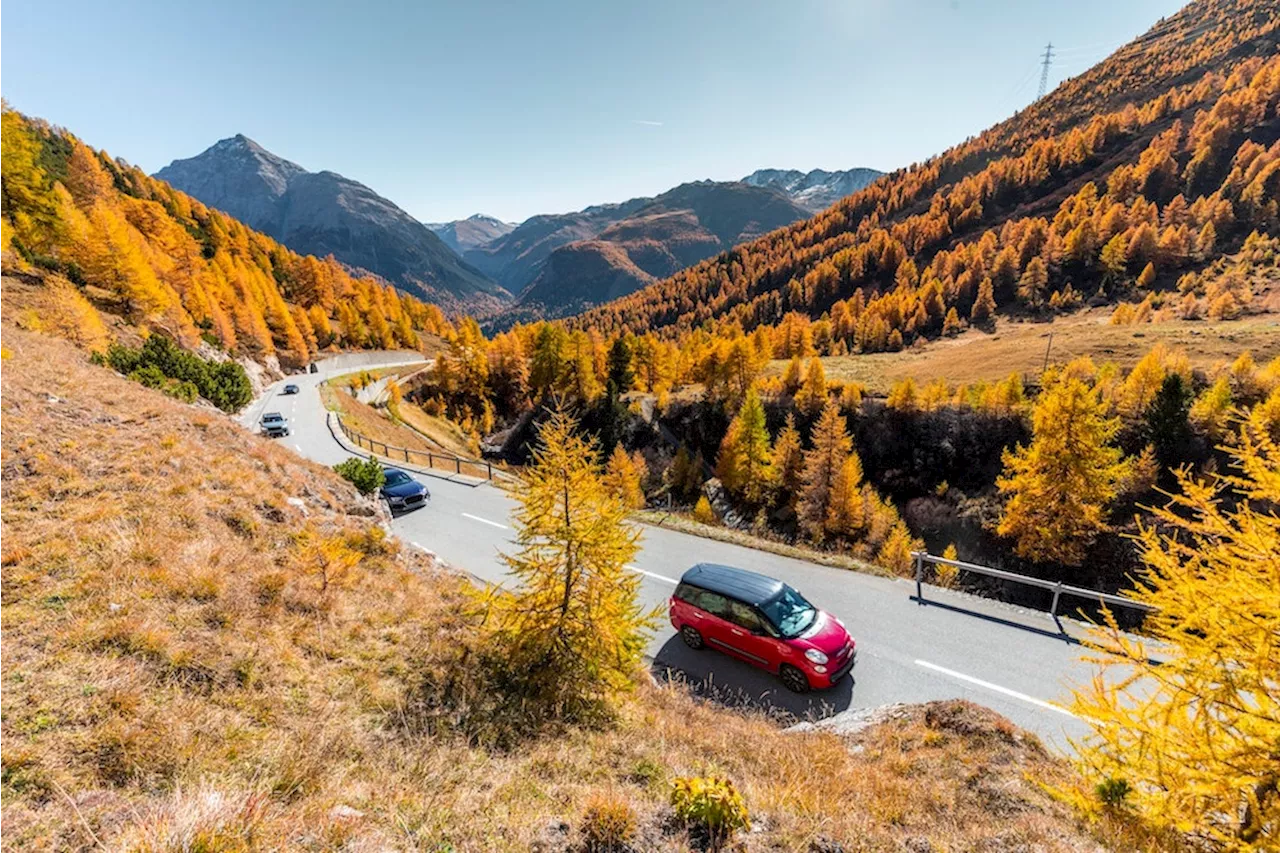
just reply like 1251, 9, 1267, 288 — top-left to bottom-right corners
319, 380, 437, 455
773, 308, 1280, 395
2, 323, 1175, 851
391, 398, 480, 459
634, 510, 892, 578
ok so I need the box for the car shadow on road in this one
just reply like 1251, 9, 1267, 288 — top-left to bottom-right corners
651, 635, 855, 723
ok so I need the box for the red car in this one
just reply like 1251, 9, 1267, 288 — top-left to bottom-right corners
670, 563, 856, 693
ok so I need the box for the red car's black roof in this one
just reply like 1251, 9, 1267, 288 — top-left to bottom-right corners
679, 563, 785, 607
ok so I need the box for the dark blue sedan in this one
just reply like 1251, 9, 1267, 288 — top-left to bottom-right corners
380, 467, 430, 513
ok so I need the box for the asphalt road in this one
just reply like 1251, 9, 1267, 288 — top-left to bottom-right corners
243, 357, 1106, 751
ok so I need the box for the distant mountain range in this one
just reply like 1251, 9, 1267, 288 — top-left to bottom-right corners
509, 181, 813, 321
155, 139, 880, 318
154, 136, 507, 310
742, 167, 883, 212
447, 169, 881, 320
425, 214, 516, 254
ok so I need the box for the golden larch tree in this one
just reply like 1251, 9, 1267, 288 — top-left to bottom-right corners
825, 452, 866, 537
793, 357, 828, 417
798, 400, 853, 542
716, 386, 775, 508
996, 375, 1129, 565
604, 443, 646, 510
479, 407, 654, 723
772, 413, 805, 507
1069, 415, 1280, 849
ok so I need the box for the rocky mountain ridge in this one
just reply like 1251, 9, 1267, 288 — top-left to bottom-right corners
155, 136, 506, 311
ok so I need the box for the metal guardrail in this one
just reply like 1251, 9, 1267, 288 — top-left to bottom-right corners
911, 551, 1156, 621
335, 414, 495, 481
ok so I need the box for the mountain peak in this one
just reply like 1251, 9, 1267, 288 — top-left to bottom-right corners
741, 166, 883, 212
154, 138, 506, 308
209, 133, 273, 157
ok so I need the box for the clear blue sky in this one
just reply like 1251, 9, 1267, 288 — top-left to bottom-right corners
3, 0, 1186, 224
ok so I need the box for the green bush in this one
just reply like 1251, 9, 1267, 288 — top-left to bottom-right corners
128, 364, 168, 390
203, 360, 253, 412
128, 364, 199, 404
333, 457, 385, 495
98, 335, 252, 412
1095, 776, 1132, 808
670, 775, 749, 851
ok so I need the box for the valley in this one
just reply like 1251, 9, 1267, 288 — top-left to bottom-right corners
3, 0, 1279, 848
156, 137, 883, 322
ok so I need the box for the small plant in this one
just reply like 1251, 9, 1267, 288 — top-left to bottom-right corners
692, 495, 716, 526
936, 543, 960, 588
581, 793, 637, 852
333, 456, 385, 495
670, 775, 749, 850
628, 757, 666, 790
1095, 776, 1131, 809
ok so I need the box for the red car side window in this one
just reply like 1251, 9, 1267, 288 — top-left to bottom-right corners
696, 590, 730, 617
727, 601, 765, 633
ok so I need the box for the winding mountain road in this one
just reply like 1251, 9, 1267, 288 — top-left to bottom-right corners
243, 355, 1109, 751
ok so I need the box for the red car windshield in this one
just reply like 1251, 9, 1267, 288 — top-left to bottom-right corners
760, 586, 818, 638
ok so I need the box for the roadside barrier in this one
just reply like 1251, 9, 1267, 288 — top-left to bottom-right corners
911, 550, 1155, 627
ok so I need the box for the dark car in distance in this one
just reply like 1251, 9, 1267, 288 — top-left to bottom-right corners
282, 383, 300, 395
380, 467, 430, 513
260, 412, 289, 438
669, 563, 856, 693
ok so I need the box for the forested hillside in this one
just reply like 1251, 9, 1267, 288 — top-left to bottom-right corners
1, 109, 454, 372
573, 0, 1279, 348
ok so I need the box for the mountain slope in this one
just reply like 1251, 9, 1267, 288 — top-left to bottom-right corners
461, 196, 652, 294
512, 181, 811, 320
573, 0, 1280, 346
1, 108, 453, 371
426, 213, 516, 253
743, 167, 884, 212
155, 136, 506, 311
462, 169, 878, 300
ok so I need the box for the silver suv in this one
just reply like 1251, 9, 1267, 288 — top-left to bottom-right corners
260, 412, 290, 438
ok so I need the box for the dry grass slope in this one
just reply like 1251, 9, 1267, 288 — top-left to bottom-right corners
2, 324, 1165, 851
782, 307, 1280, 395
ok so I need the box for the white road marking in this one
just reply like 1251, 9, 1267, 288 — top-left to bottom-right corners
461, 512, 508, 529
914, 659, 1078, 718
627, 565, 679, 584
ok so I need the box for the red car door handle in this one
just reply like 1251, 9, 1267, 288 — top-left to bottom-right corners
730, 629, 744, 636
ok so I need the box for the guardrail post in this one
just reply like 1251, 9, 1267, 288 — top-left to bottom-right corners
914, 552, 925, 604
486, 461, 492, 480
1050, 581, 1062, 618
403, 447, 409, 462
455, 457, 461, 474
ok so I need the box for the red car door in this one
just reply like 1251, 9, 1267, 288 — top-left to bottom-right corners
689, 590, 741, 658
723, 600, 781, 672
